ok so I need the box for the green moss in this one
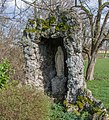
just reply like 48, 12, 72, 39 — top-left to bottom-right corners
73, 110, 80, 116
49, 16, 56, 24
26, 28, 36, 33
76, 101, 84, 110
93, 107, 103, 113
24, 13, 79, 36
55, 25, 60, 31
64, 94, 107, 117
28, 19, 35, 24
87, 97, 94, 106
77, 96, 85, 103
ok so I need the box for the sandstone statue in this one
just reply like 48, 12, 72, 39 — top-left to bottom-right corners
55, 46, 64, 77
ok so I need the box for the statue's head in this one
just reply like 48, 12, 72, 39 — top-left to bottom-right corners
57, 46, 62, 52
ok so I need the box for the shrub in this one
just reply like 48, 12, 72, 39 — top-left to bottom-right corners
0, 59, 12, 89
0, 85, 50, 120
0, 40, 25, 83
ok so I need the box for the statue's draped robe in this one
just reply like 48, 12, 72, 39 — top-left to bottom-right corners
55, 46, 64, 77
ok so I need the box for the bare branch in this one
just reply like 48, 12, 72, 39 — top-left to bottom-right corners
98, 30, 109, 49
98, 11, 109, 40
99, 2, 109, 12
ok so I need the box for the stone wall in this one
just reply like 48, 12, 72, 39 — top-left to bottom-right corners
23, 42, 44, 89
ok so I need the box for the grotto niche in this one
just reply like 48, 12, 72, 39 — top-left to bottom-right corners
22, 9, 85, 102
22, 9, 108, 119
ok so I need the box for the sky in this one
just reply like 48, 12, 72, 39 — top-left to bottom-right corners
1, 0, 109, 21
8, 0, 33, 8
1, 0, 109, 10
0, 0, 98, 12
0, 0, 34, 19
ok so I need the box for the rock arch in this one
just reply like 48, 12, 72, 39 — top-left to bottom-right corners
22, 9, 85, 102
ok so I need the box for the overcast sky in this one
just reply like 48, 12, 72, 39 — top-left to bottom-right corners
1, 0, 109, 20
8, 0, 33, 8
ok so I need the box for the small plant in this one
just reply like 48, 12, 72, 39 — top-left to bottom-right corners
50, 103, 82, 120
79, 111, 89, 120
0, 59, 12, 89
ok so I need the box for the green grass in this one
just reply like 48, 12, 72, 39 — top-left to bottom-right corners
94, 58, 109, 80
86, 58, 109, 109
87, 80, 109, 109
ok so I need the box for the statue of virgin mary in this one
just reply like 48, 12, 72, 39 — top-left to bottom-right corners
55, 46, 64, 77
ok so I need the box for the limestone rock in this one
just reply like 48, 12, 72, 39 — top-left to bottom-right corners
51, 76, 67, 100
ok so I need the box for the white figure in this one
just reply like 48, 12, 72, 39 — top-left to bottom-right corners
55, 46, 64, 77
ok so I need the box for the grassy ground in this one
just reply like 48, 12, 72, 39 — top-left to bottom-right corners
86, 58, 109, 109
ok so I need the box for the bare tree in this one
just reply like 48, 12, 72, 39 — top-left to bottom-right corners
77, 0, 109, 80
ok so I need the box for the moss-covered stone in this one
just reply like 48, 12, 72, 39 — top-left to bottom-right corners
24, 10, 80, 39
64, 93, 108, 119
28, 19, 35, 25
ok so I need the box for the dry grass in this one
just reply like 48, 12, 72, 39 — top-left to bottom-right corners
0, 40, 25, 83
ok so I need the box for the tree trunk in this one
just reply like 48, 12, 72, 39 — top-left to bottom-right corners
104, 49, 107, 58
104, 41, 108, 58
86, 53, 96, 80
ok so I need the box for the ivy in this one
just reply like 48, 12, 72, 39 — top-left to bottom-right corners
0, 59, 12, 89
